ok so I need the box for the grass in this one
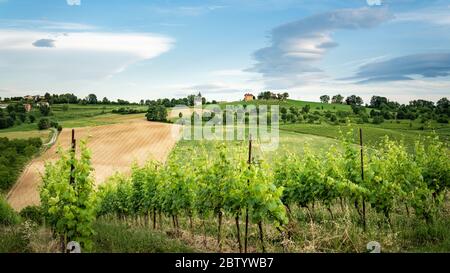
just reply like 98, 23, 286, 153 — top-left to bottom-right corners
91, 219, 197, 253
0, 130, 51, 141
90, 196, 450, 253
0, 104, 147, 138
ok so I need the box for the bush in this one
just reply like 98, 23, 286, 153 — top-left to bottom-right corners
39, 104, 51, 116
19, 206, 44, 225
38, 118, 51, 130
372, 116, 384, 124
146, 105, 168, 122
0, 197, 20, 226
57, 125, 63, 132
50, 120, 59, 129
437, 115, 449, 124
29, 115, 36, 123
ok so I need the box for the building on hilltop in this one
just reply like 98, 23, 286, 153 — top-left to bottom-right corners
244, 93, 255, 102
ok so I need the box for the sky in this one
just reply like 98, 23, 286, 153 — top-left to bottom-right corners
0, 0, 449, 104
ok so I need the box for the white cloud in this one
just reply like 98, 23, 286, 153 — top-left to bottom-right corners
367, 0, 383, 6
0, 30, 174, 91
248, 7, 393, 88
67, 0, 81, 6
0, 30, 173, 58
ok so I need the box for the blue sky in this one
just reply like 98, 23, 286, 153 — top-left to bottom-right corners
0, 0, 449, 103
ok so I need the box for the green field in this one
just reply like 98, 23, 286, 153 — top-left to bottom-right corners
0, 104, 147, 140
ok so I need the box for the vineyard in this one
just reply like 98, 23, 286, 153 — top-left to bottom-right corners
38, 127, 450, 253
7, 118, 179, 211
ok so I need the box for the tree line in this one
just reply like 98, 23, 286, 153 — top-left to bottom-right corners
319, 94, 449, 124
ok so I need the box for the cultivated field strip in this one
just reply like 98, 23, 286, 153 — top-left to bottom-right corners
7, 118, 181, 211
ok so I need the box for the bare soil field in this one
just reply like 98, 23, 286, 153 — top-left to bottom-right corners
7, 118, 181, 211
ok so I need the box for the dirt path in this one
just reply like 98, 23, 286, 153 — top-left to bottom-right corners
7, 118, 181, 211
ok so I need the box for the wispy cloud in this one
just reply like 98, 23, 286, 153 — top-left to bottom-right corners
394, 8, 450, 25
247, 7, 393, 88
348, 53, 450, 84
148, 5, 227, 16
67, 0, 81, 6
0, 19, 95, 31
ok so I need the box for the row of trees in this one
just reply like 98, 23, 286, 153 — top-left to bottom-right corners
257, 91, 289, 101
3, 92, 221, 107
319, 95, 449, 124
144, 93, 217, 108
320, 94, 364, 106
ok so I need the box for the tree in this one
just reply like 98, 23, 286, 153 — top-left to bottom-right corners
87, 94, 98, 104
351, 104, 365, 115
39, 104, 51, 116
436, 97, 449, 116
29, 114, 36, 123
146, 105, 168, 122
44, 92, 51, 102
102, 97, 110, 104
370, 96, 388, 109
282, 92, 290, 100
320, 95, 330, 104
345, 95, 363, 106
280, 107, 288, 123
38, 118, 51, 130
302, 105, 311, 114
331, 94, 344, 104
187, 95, 196, 106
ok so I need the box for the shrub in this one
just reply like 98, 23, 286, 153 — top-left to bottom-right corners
372, 116, 384, 124
437, 115, 449, 124
0, 197, 20, 226
57, 125, 63, 132
38, 118, 51, 130
29, 115, 36, 123
19, 206, 44, 225
39, 104, 51, 116
50, 120, 59, 128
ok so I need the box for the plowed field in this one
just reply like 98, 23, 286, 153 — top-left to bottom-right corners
7, 118, 181, 211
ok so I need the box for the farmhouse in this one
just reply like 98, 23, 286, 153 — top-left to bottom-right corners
244, 93, 255, 102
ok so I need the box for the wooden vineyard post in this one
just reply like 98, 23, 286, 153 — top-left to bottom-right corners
244, 134, 252, 253
359, 128, 366, 231
70, 129, 76, 185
